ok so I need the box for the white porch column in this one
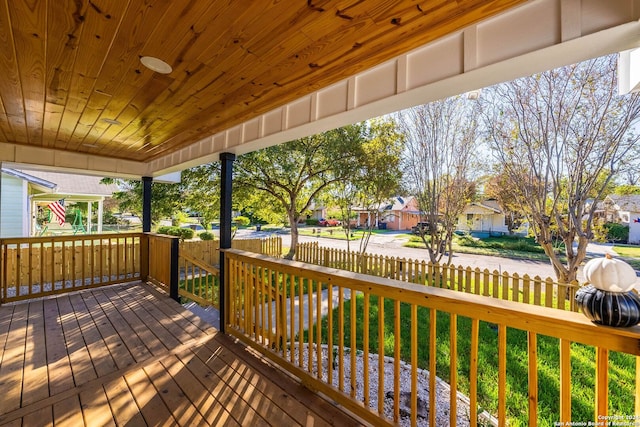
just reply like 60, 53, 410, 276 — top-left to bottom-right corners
97, 199, 104, 233
618, 48, 640, 94
87, 201, 93, 234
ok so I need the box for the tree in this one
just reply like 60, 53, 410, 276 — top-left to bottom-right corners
234, 125, 365, 259
102, 178, 182, 225
613, 184, 640, 195
484, 170, 527, 234
180, 163, 221, 229
399, 95, 479, 263
329, 119, 405, 253
102, 163, 221, 228
483, 54, 640, 283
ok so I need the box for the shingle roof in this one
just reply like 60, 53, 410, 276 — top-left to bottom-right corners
475, 199, 503, 213
16, 170, 119, 196
606, 194, 640, 212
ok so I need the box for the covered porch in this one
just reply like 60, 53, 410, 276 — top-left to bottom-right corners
0, 282, 358, 426
2, 1, 640, 426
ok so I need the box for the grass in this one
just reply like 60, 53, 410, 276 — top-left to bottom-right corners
404, 234, 567, 263
612, 245, 640, 270
305, 294, 635, 426
299, 227, 361, 240
613, 245, 640, 257
179, 274, 219, 304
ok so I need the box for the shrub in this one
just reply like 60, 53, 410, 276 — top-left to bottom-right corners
176, 227, 194, 240
604, 222, 629, 243
306, 218, 320, 226
156, 226, 194, 241
199, 231, 214, 240
233, 215, 250, 226
157, 226, 172, 234
455, 235, 477, 246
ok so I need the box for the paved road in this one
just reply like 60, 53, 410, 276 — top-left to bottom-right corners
237, 228, 623, 282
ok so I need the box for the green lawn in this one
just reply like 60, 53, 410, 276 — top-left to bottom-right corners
613, 245, 640, 270
613, 245, 640, 258
179, 274, 219, 304
404, 234, 567, 263
305, 294, 635, 427
299, 227, 360, 240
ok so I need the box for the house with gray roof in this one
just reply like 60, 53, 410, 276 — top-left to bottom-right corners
602, 194, 640, 244
0, 168, 119, 238
457, 200, 509, 236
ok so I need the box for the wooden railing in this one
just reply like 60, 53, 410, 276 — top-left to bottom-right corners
147, 233, 175, 292
0, 233, 142, 303
178, 252, 220, 309
296, 242, 580, 311
181, 236, 282, 266
224, 249, 640, 427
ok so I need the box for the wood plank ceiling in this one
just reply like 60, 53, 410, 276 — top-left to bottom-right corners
0, 0, 525, 163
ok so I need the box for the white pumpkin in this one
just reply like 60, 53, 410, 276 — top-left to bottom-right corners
583, 254, 638, 293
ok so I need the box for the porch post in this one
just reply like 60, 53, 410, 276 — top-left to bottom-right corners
219, 152, 235, 334
87, 201, 93, 234
142, 176, 152, 233
169, 237, 180, 302
97, 199, 104, 233
141, 176, 152, 284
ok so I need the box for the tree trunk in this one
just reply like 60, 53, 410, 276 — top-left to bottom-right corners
285, 212, 299, 260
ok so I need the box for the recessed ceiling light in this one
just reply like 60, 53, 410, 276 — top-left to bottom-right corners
102, 118, 122, 125
140, 56, 173, 74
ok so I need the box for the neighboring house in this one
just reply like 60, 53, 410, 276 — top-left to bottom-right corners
599, 195, 640, 244
305, 202, 326, 222
457, 200, 509, 236
355, 196, 422, 231
0, 168, 119, 238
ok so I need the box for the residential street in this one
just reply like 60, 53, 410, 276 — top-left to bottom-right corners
237, 228, 624, 282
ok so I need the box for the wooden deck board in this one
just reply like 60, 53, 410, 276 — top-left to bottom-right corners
0, 303, 28, 414
78, 386, 116, 427
0, 305, 15, 363
52, 395, 84, 427
124, 368, 177, 427
67, 293, 120, 377
21, 300, 49, 406
102, 287, 170, 357
0, 283, 362, 427
54, 295, 96, 389
91, 288, 151, 362
103, 376, 147, 426
143, 359, 210, 427
78, 291, 137, 370
21, 405, 53, 426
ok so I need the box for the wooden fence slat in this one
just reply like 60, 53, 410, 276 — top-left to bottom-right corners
294, 242, 581, 311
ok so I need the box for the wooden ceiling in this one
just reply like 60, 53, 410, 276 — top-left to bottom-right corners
0, 0, 525, 163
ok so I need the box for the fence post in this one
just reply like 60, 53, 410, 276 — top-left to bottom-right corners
140, 233, 149, 282
169, 237, 180, 302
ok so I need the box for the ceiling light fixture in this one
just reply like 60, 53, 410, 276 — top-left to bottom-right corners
140, 56, 173, 74
102, 118, 122, 125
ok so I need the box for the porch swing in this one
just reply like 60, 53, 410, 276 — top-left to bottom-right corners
72, 208, 85, 234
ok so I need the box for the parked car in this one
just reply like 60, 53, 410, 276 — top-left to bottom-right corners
411, 222, 431, 234
319, 218, 341, 227
181, 224, 205, 232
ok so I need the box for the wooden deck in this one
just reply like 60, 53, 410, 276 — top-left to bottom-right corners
0, 283, 362, 426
